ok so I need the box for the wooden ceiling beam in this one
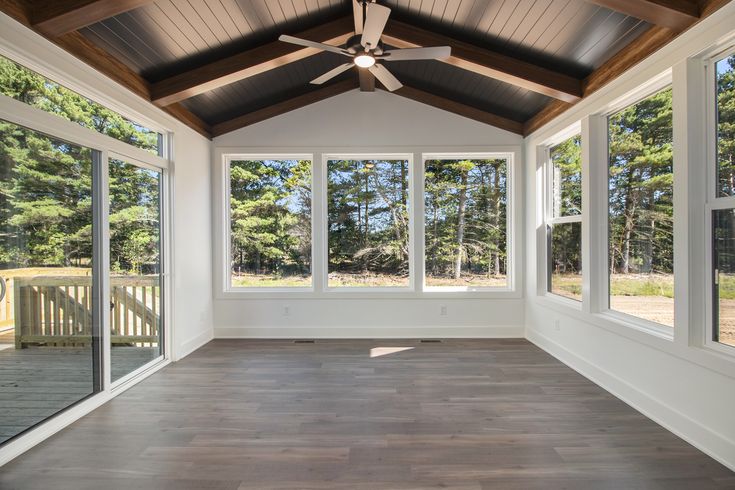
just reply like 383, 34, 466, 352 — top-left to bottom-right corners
210, 79, 359, 137
584, 0, 699, 31
32, 0, 153, 37
381, 20, 583, 103
151, 17, 355, 107
393, 86, 524, 135
523, 0, 731, 136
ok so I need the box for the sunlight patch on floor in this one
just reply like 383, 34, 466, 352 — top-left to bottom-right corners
370, 346, 414, 358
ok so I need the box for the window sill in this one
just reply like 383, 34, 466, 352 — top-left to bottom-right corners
216, 289, 522, 300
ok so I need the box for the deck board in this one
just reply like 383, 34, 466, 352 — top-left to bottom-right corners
0, 344, 158, 442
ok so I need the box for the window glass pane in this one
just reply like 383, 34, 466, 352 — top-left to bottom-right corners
549, 222, 582, 301
716, 54, 735, 197
229, 159, 312, 288
608, 87, 674, 327
0, 119, 99, 443
551, 135, 582, 217
109, 159, 162, 381
327, 158, 409, 288
713, 209, 735, 348
425, 158, 508, 288
0, 55, 162, 155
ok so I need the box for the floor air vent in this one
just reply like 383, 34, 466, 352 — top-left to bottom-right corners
420, 339, 442, 343
293, 339, 316, 344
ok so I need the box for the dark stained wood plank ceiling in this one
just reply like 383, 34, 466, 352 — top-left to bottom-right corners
2, 0, 725, 137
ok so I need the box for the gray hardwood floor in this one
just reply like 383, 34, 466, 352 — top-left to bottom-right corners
0, 339, 733, 489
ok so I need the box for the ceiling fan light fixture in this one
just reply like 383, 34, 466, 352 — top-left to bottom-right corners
354, 53, 376, 68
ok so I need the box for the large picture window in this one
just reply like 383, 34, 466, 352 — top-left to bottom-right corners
424, 156, 508, 289
547, 134, 582, 301
228, 158, 312, 288
327, 157, 410, 288
608, 87, 674, 327
711, 52, 735, 349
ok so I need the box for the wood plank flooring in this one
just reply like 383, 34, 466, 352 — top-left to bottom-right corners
0, 339, 733, 489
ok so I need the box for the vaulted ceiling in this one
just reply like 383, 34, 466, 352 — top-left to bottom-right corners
0, 0, 729, 138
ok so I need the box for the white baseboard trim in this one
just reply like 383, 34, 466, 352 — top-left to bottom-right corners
526, 328, 735, 472
214, 325, 524, 339
174, 329, 214, 361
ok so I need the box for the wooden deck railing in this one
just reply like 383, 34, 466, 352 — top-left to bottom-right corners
13, 276, 160, 348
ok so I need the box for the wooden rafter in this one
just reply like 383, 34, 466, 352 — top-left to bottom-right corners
210, 79, 359, 137
151, 17, 355, 107
32, 0, 153, 37
584, 0, 699, 31
151, 16, 584, 107
524, 0, 731, 136
392, 86, 524, 135
381, 20, 583, 103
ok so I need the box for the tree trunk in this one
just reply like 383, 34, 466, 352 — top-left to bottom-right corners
454, 171, 468, 280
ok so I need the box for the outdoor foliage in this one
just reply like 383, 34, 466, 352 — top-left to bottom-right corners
0, 56, 161, 274
549, 135, 582, 286
717, 56, 735, 197
229, 159, 311, 285
327, 159, 409, 286
425, 158, 507, 286
609, 87, 674, 278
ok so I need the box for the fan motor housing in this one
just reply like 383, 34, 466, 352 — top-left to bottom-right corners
345, 34, 384, 55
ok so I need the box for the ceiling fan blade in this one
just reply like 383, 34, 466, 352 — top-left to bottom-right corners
311, 63, 354, 85
279, 35, 349, 56
368, 64, 402, 91
380, 46, 451, 61
360, 3, 391, 49
352, 0, 363, 34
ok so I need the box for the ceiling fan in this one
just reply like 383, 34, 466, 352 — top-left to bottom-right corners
278, 0, 451, 92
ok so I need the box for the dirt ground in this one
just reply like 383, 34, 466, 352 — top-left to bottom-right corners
611, 296, 735, 346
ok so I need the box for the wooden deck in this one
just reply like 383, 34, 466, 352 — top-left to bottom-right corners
0, 343, 159, 443
0, 339, 733, 489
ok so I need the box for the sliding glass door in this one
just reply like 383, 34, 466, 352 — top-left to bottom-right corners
109, 158, 163, 382
0, 120, 101, 443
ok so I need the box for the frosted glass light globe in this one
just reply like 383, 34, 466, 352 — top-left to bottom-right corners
354, 54, 376, 68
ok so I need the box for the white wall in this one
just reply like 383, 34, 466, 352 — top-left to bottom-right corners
170, 125, 214, 359
213, 90, 524, 338
524, 2, 735, 471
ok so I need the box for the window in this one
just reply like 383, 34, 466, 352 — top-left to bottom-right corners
547, 134, 582, 301
327, 157, 410, 288
228, 158, 312, 288
424, 156, 508, 289
0, 119, 100, 443
711, 52, 735, 349
608, 87, 674, 327
0, 54, 162, 156
109, 158, 163, 381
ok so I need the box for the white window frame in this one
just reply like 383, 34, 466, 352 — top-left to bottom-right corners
704, 44, 735, 355
589, 71, 675, 339
223, 153, 315, 293
421, 152, 515, 292
541, 126, 583, 305
215, 146, 522, 299
0, 94, 173, 461
323, 153, 415, 293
